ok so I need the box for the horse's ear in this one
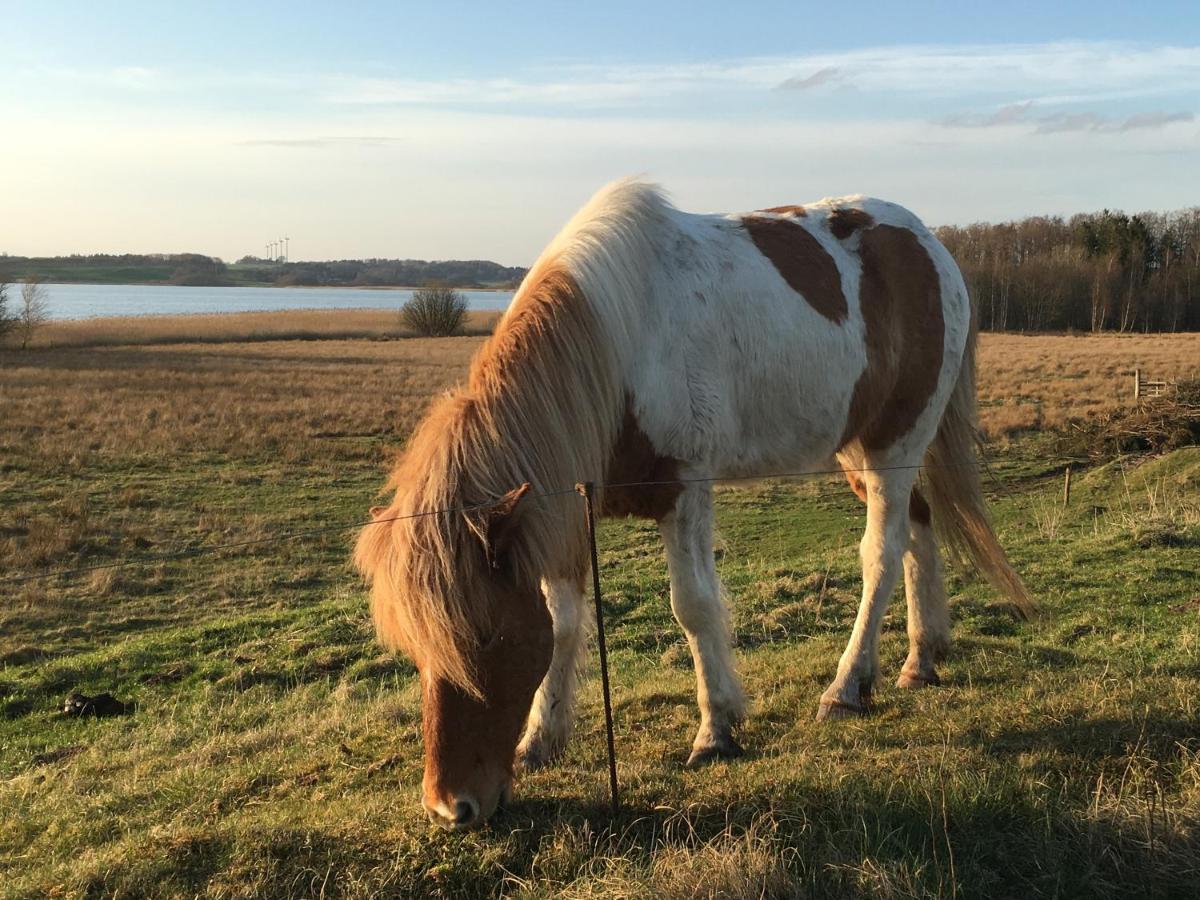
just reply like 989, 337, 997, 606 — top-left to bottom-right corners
369, 505, 387, 520
472, 482, 531, 569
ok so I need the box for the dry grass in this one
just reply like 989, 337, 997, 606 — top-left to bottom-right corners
0, 335, 487, 472
976, 332, 1200, 438
19, 316, 1198, 443
30, 308, 502, 348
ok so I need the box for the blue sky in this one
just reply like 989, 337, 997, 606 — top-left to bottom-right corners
2, 1, 1197, 263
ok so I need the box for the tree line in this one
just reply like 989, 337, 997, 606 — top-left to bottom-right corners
233, 257, 525, 289
936, 207, 1200, 332
6, 205, 1200, 331
0, 254, 526, 289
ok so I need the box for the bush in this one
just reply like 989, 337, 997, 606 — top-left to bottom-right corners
400, 286, 468, 337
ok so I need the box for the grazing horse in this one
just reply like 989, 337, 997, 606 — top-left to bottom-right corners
354, 180, 1033, 830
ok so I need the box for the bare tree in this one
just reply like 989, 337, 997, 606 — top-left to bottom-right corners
18, 276, 49, 349
0, 280, 15, 343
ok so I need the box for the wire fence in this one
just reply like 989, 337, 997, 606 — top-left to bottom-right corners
1, 450, 1085, 815
1, 455, 1060, 589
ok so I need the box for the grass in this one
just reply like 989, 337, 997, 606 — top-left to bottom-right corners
1, 319, 1198, 898
976, 332, 1200, 439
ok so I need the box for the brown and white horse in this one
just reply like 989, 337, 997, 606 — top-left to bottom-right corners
354, 180, 1033, 830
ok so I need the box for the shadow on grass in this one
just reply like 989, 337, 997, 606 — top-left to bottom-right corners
63, 781, 1193, 899
981, 713, 1200, 763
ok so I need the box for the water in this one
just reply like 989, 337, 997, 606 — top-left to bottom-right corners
30, 282, 515, 320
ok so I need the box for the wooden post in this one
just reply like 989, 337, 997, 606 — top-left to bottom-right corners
1062, 466, 1072, 507
1134, 368, 1141, 401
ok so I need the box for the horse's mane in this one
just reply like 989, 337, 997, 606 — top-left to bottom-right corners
353, 179, 670, 693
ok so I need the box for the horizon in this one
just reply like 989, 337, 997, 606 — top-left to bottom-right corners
1, 2, 1197, 265
3, 195, 1200, 268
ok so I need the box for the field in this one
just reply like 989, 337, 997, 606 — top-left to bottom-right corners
35, 309, 502, 349
1, 320, 1199, 898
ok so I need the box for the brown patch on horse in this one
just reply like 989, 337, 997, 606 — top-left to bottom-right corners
844, 470, 869, 504
759, 204, 808, 217
741, 216, 848, 324
839, 224, 944, 451
601, 402, 683, 520
828, 207, 876, 240
840, 465, 933, 526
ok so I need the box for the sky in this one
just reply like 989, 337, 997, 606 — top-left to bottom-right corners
1, 1, 1198, 265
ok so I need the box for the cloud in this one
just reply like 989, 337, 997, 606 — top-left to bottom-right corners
1115, 111, 1195, 131
317, 42, 1200, 109
942, 102, 1194, 134
940, 101, 1035, 128
775, 66, 842, 91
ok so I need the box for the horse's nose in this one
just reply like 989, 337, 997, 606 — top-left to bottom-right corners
426, 794, 480, 830
453, 798, 478, 826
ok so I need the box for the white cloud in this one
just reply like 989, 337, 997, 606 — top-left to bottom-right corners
775, 66, 843, 91
317, 41, 1200, 108
941, 102, 1195, 134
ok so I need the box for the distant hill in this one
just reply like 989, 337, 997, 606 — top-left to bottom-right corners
0, 253, 527, 290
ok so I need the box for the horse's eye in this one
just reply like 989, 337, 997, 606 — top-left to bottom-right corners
479, 630, 503, 652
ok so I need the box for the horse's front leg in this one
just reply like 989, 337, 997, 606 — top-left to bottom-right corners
660, 484, 747, 766
516, 577, 587, 771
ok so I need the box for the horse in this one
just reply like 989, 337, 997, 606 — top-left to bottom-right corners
354, 179, 1034, 830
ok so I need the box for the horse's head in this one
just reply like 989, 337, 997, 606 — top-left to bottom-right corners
356, 482, 554, 830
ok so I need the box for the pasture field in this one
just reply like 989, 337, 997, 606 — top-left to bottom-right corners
1, 323, 1199, 898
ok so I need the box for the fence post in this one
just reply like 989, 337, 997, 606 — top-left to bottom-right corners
1063, 466, 1072, 507
1134, 368, 1141, 401
576, 481, 620, 815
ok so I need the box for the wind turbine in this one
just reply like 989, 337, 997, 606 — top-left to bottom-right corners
284, 236, 289, 263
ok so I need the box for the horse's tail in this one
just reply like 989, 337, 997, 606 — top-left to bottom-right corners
923, 316, 1038, 619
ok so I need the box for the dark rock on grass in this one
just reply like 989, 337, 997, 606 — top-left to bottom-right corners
62, 691, 133, 717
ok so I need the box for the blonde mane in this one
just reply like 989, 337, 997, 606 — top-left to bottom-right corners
353, 179, 671, 693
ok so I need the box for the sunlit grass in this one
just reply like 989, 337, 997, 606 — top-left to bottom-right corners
1, 321, 1198, 897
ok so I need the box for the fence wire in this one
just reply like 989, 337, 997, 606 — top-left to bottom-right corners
0, 456, 1055, 589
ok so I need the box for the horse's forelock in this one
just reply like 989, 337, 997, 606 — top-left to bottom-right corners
354, 397, 499, 696
357, 188, 648, 696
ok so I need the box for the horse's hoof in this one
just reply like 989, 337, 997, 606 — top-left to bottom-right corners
515, 742, 553, 774
896, 668, 941, 690
686, 736, 744, 768
815, 698, 867, 722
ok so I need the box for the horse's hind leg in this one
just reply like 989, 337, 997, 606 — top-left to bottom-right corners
897, 489, 951, 689
660, 483, 746, 766
818, 460, 918, 720
516, 577, 586, 771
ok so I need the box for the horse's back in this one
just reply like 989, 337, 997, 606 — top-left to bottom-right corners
624, 196, 970, 475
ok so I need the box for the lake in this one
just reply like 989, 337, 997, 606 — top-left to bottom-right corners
31, 282, 516, 320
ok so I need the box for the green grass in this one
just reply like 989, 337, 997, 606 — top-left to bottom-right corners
2, 425, 1198, 896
